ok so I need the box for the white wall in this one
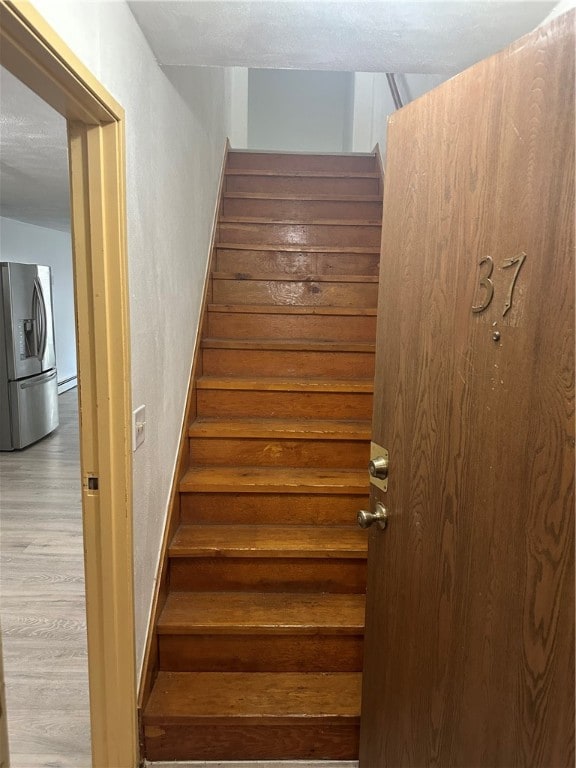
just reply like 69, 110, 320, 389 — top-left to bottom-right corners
0, 216, 76, 390
29, 0, 229, 676
248, 69, 354, 152
352, 73, 449, 157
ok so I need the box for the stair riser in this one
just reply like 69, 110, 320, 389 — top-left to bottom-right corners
180, 492, 367, 525
202, 349, 375, 378
189, 437, 369, 468
159, 634, 363, 673
218, 222, 381, 247
215, 249, 380, 276
227, 152, 376, 173
170, 558, 366, 593
223, 197, 382, 221
226, 174, 380, 196
144, 722, 359, 762
212, 278, 378, 307
207, 312, 377, 341
197, 390, 373, 420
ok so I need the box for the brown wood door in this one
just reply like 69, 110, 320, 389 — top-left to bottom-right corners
360, 12, 575, 768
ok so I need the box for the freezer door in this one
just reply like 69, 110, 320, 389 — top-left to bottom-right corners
8, 369, 59, 449
0, 262, 42, 380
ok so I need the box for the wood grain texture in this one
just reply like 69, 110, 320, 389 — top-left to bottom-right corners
360, 14, 575, 768
202, 348, 376, 378
0, 390, 91, 767
180, 491, 367, 526
225, 172, 380, 196
169, 557, 367, 594
157, 592, 365, 634
223, 196, 382, 221
188, 417, 371, 438
207, 310, 377, 341
179, 467, 368, 494
196, 389, 373, 420
144, 722, 360, 762
226, 151, 376, 173
211, 277, 378, 307
145, 671, 362, 721
169, 524, 367, 559
159, 633, 363, 672
218, 222, 381, 248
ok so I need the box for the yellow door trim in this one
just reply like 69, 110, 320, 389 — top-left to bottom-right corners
0, 2, 137, 766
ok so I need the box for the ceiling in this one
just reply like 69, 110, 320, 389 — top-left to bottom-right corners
0, 0, 559, 234
128, 1, 555, 73
0, 66, 70, 232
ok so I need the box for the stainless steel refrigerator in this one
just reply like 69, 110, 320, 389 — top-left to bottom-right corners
0, 262, 59, 450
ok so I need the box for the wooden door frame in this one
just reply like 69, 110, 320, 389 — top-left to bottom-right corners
0, 2, 137, 766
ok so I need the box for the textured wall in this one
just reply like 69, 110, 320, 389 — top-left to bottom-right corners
29, 0, 229, 676
0, 216, 76, 387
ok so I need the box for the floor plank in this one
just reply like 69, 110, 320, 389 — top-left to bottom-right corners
0, 389, 91, 767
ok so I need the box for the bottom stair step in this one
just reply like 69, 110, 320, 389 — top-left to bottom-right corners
143, 671, 361, 761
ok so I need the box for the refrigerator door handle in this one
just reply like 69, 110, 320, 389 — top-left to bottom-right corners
19, 369, 57, 389
34, 277, 47, 360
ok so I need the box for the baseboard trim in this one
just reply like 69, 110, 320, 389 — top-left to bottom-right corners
58, 375, 78, 394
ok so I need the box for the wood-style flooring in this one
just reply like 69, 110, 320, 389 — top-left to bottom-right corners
0, 389, 91, 768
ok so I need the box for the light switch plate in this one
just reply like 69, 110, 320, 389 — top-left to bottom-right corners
132, 405, 146, 451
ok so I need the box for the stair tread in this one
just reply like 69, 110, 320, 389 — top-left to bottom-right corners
224, 192, 382, 202
226, 168, 379, 179
219, 217, 381, 227
196, 376, 374, 393
169, 524, 367, 559
202, 339, 375, 352
207, 305, 377, 316
145, 671, 362, 723
211, 272, 379, 283
180, 467, 367, 494
217, 243, 379, 254
188, 417, 370, 440
158, 592, 365, 634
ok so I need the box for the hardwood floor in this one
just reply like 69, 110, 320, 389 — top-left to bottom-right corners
0, 389, 91, 768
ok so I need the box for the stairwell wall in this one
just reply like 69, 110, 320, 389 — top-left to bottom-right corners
29, 0, 230, 675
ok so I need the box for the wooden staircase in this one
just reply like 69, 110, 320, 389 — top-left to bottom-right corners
141, 149, 382, 762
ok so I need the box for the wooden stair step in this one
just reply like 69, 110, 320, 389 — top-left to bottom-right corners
215, 249, 380, 277
224, 192, 382, 201
219, 216, 381, 227
223, 199, 381, 224
202, 339, 375, 352
212, 272, 378, 284
206, 307, 377, 342
227, 150, 377, 173
197, 376, 374, 392
211, 277, 378, 307
157, 592, 365, 635
216, 243, 379, 254
207, 305, 377, 316
218, 222, 380, 248
180, 468, 367, 495
169, 524, 367, 559
195, 378, 374, 419
225, 173, 380, 196
225, 168, 378, 178
143, 671, 361, 760
188, 417, 370, 440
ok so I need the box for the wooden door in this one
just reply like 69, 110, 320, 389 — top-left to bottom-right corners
360, 12, 574, 767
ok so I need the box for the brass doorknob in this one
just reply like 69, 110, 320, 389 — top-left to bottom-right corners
357, 502, 388, 530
